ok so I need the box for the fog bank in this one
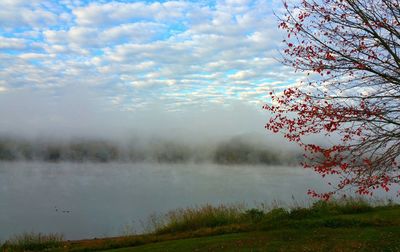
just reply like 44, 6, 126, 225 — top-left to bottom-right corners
0, 88, 301, 164
0, 134, 302, 165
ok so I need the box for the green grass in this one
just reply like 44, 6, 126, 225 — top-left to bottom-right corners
105, 227, 400, 252
102, 199, 400, 252
2, 199, 399, 251
103, 201, 400, 252
149, 198, 394, 233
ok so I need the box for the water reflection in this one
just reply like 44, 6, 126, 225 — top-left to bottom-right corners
0, 162, 392, 240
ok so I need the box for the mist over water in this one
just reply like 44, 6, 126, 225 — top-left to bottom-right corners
4, 88, 387, 241
0, 162, 328, 240
0, 134, 302, 165
0, 88, 302, 165
0, 88, 274, 140
2, 161, 396, 240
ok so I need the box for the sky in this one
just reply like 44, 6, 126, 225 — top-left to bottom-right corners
0, 0, 304, 138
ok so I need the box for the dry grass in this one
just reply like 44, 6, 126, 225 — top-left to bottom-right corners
150, 203, 247, 234
1, 232, 64, 251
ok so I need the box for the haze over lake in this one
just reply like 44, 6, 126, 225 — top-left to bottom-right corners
0, 96, 397, 241
0, 92, 321, 240
1, 162, 329, 240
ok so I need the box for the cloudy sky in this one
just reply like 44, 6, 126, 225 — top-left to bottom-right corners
0, 0, 304, 137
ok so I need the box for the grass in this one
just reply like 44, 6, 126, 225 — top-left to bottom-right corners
102, 199, 400, 252
105, 227, 400, 252
1, 232, 64, 251
150, 203, 247, 234
150, 197, 390, 233
2, 198, 399, 251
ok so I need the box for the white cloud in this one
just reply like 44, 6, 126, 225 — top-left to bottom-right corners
0, 1, 64, 29
229, 70, 257, 80
18, 53, 49, 60
0, 37, 27, 50
73, 1, 189, 27
43, 22, 166, 52
0, 0, 301, 111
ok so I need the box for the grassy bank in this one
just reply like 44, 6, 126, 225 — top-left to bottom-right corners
2, 199, 400, 251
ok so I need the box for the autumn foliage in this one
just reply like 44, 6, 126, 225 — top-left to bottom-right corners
264, 0, 400, 199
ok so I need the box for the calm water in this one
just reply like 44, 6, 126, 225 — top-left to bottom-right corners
0, 162, 391, 240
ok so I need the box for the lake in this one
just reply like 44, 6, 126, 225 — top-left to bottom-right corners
0, 162, 391, 240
